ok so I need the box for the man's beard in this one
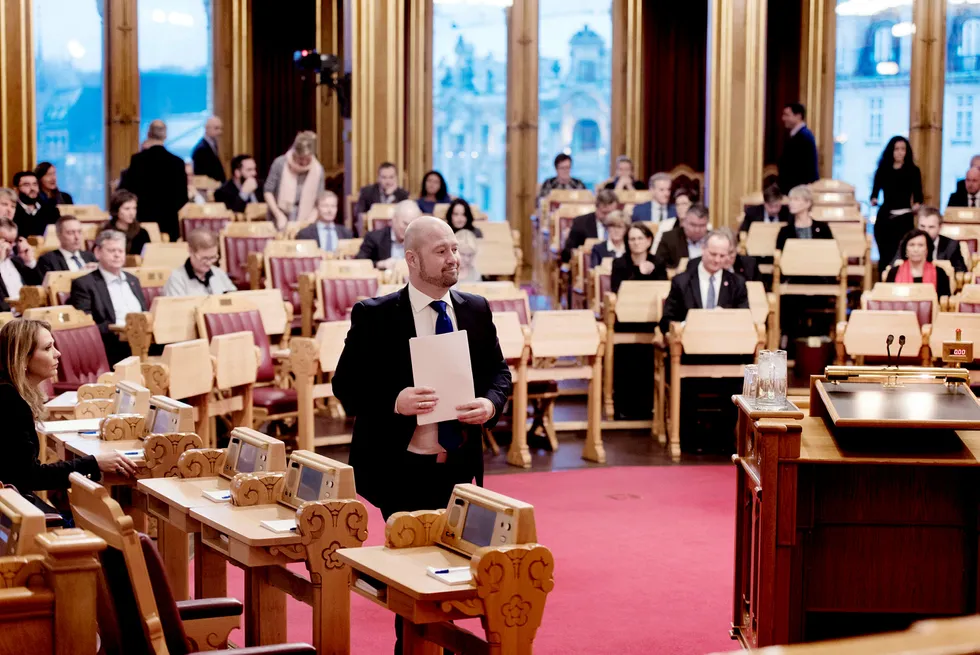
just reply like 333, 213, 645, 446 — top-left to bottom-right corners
419, 257, 458, 288
18, 192, 36, 204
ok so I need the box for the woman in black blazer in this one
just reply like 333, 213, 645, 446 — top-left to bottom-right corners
102, 189, 151, 256
775, 185, 834, 251
590, 210, 628, 268
611, 222, 667, 293
0, 319, 136, 501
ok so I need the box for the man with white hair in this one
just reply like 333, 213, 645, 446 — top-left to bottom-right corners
356, 199, 422, 270
334, 217, 510, 652
191, 115, 226, 182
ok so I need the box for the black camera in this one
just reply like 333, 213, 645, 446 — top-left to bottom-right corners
294, 49, 351, 119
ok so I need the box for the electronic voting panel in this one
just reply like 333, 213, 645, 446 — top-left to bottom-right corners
113, 381, 150, 417
146, 396, 195, 434
280, 451, 356, 509
221, 427, 288, 479
440, 484, 537, 557
0, 489, 46, 556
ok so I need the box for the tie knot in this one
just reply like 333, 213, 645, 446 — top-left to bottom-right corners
430, 300, 448, 314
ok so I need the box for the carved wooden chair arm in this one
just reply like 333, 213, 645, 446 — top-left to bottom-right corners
385, 508, 447, 549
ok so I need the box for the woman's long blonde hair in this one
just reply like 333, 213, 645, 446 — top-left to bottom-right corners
0, 319, 52, 420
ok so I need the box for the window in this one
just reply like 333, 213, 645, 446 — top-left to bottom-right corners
538, 1, 612, 190
942, 4, 980, 207
433, 3, 508, 221
833, 0, 912, 206
138, 0, 213, 161
34, 0, 106, 207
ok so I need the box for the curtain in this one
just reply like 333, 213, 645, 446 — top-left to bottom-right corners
251, 1, 319, 178
763, 0, 803, 170
641, 1, 708, 181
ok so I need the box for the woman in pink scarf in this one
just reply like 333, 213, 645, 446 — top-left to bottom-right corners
263, 131, 325, 230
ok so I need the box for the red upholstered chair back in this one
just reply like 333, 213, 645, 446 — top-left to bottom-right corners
181, 216, 232, 241
56, 290, 70, 305
369, 217, 392, 232
488, 298, 530, 325
960, 238, 978, 255
96, 544, 153, 655
268, 256, 323, 309
202, 308, 274, 382
321, 277, 379, 322
142, 285, 165, 307
223, 235, 273, 286
52, 325, 111, 390
138, 534, 192, 655
865, 299, 933, 327
599, 271, 612, 301
959, 302, 980, 313
559, 216, 575, 250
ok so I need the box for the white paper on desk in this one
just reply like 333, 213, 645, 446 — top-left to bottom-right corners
40, 418, 103, 433
44, 391, 77, 408
409, 330, 475, 426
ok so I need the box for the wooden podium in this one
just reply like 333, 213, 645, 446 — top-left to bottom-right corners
731, 366, 980, 648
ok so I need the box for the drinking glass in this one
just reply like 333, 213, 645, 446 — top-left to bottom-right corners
773, 350, 788, 404
743, 364, 759, 402
757, 350, 775, 405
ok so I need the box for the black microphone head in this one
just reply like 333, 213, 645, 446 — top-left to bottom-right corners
886, 334, 894, 345
898, 335, 906, 345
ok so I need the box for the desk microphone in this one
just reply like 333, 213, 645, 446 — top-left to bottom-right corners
885, 334, 895, 368
895, 335, 906, 363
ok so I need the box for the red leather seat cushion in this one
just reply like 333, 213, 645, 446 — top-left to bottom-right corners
142, 285, 164, 307
138, 534, 192, 655
488, 298, 529, 325
960, 238, 978, 255
960, 302, 980, 313
268, 256, 322, 309
53, 325, 111, 390
181, 217, 231, 241
866, 299, 933, 327
322, 277, 379, 322
57, 290, 70, 305
253, 386, 298, 414
202, 309, 274, 382
223, 236, 273, 285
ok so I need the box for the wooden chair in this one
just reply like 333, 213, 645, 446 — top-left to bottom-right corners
178, 201, 229, 218
668, 164, 704, 199
127, 266, 170, 307
58, 204, 109, 222
664, 309, 763, 457
940, 223, 980, 269
178, 205, 234, 241
220, 221, 277, 290
772, 239, 847, 347
614, 189, 653, 207
297, 260, 381, 337
942, 207, 980, 226
242, 202, 268, 222
69, 473, 315, 655
949, 283, 980, 312
364, 203, 396, 233
809, 178, 857, 205
472, 220, 516, 245
861, 282, 941, 327
335, 238, 363, 259
740, 191, 764, 209
739, 221, 785, 275
254, 241, 325, 324
812, 205, 864, 222
835, 309, 929, 366
747, 280, 778, 351
23, 306, 111, 393
569, 238, 602, 310
590, 258, 615, 317
290, 321, 350, 451
476, 237, 521, 281
138, 242, 190, 270
190, 175, 222, 197
830, 221, 873, 292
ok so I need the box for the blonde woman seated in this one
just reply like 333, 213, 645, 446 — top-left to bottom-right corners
454, 228, 481, 284
885, 228, 951, 298
590, 210, 628, 268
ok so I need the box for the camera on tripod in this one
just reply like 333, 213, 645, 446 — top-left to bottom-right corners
294, 49, 351, 119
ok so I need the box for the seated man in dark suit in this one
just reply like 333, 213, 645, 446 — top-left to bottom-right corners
561, 189, 617, 263
659, 229, 750, 335
0, 217, 41, 312
631, 172, 676, 223
739, 183, 791, 234
953, 154, 980, 199
900, 205, 969, 273
354, 162, 410, 222
655, 204, 709, 269
214, 154, 259, 213
69, 230, 147, 365
191, 116, 226, 182
296, 191, 353, 254
688, 227, 759, 282
37, 215, 96, 278
12, 171, 59, 237
947, 166, 980, 209
356, 200, 421, 270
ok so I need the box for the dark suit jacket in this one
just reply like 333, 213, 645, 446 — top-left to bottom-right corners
561, 212, 603, 263
355, 227, 394, 264
946, 188, 980, 209
354, 184, 410, 218
296, 222, 354, 251
739, 204, 792, 233
13, 202, 60, 237
688, 255, 759, 283
332, 287, 511, 511
631, 202, 676, 224
777, 126, 819, 193
69, 269, 147, 365
36, 250, 96, 278
0, 256, 42, 312
775, 219, 834, 251
191, 138, 226, 182
40, 190, 73, 206
935, 235, 969, 272
654, 227, 699, 269
659, 268, 749, 335
119, 145, 187, 242
214, 179, 259, 213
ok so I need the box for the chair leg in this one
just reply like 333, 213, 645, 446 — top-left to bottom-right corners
482, 427, 500, 456
544, 400, 559, 452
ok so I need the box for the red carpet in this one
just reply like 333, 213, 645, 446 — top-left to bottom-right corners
218, 466, 738, 654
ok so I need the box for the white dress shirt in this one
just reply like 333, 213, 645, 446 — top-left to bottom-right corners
60, 249, 86, 272
390, 230, 406, 260
316, 221, 338, 252
405, 283, 457, 455
687, 238, 706, 260
697, 262, 722, 309
594, 219, 607, 241
100, 267, 143, 326
0, 258, 23, 299
790, 122, 805, 138
605, 239, 625, 258
650, 201, 670, 223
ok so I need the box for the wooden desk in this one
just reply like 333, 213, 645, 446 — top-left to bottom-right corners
44, 390, 78, 418
730, 390, 980, 648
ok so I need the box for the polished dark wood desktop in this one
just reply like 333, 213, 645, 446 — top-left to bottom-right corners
730, 389, 980, 648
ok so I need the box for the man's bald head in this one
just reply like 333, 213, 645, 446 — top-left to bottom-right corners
205, 116, 223, 140
392, 200, 422, 242
147, 120, 167, 141
405, 216, 459, 291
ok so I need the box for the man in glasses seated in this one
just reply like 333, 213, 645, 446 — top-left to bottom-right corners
162, 228, 237, 296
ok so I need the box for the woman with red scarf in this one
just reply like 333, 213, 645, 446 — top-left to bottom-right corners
885, 228, 951, 298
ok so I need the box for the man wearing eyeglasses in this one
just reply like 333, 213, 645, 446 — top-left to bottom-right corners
162, 228, 237, 296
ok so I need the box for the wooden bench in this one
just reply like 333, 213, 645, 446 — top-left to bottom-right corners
773, 239, 847, 346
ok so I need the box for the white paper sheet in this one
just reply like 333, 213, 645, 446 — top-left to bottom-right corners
40, 418, 103, 434
409, 330, 476, 426
44, 391, 78, 408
